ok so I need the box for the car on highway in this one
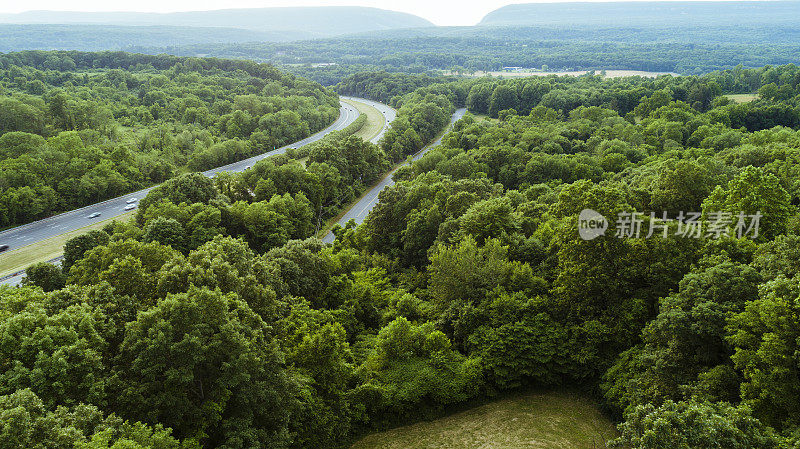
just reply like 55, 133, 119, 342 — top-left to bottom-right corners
0, 244, 9, 253
87, 212, 101, 219
124, 204, 137, 211
126, 197, 138, 204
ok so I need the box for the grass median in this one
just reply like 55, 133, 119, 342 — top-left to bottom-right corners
343, 98, 385, 142
0, 212, 135, 278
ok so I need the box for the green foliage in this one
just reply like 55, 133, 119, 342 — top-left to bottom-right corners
0, 301, 110, 408
702, 166, 795, 241
22, 262, 66, 292
360, 317, 481, 421
0, 389, 180, 449
0, 51, 338, 227
614, 400, 785, 449
62, 230, 110, 273
160, 26, 800, 84
5, 64, 800, 448
727, 276, 800, 430
602, 262, 762, 413
112, 286, 297, 447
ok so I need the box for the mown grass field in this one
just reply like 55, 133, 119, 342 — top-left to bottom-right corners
343, 98, 385, 141
0, 212, 134, 278
350, 390, 619, 449
725, 93, 759, 103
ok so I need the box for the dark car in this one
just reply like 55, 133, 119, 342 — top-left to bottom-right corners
0, 244, 9, 253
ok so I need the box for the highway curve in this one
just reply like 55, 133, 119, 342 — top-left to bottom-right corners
322, 107, 467, 243
0, 99, 368, 284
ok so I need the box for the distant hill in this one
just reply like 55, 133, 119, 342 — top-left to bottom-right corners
0, 6, 433, 39
478, 1, 800, 27
0, 24, 309, 52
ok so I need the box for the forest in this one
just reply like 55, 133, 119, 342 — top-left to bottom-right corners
140, 24, 800, 84
0, 51, 339, 228
4, 58, 800, 449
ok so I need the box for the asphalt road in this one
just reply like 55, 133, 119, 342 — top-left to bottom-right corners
0, 100, 363, 284
322, 107, 467, 243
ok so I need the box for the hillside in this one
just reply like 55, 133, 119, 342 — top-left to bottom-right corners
478, 1, 800, 27
0, 6, 433, 39
350, 391, 618, 449
0, 24, 307, 52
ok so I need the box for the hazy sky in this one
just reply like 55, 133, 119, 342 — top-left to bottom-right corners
0, 0, 745, 26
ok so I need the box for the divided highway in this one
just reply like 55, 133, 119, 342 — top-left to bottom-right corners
322, 107, 467, 243
340, 96, 397, 143
0, 97, 451, 285
0, 99, 366, 284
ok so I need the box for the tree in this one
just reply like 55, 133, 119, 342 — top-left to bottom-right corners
360, 318, 481, 421
142, 217, 188, 252
68, 239, 179, 301
22, 262, 66, 292
727, 276, 800, 430
602, 262, 761, 413
649, 159, 723, 215
62, 230, 110, 273
488, 84, 519, 118
466, 83, 493, 114
427, 237, 540, 344
137, 173, 218, 222
0, 302, 110, 409
112, 287, 298, 448
702, 166, 795, 241
0, 389, 180, 449
615, 400, 784, 449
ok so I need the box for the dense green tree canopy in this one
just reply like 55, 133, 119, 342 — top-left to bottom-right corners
4, 62, 800, 448
0, 51, 338, 227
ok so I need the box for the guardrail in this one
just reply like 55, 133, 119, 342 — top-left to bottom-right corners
0, 255, 64, 283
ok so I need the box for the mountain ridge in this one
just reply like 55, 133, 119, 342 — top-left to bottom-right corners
0, 6, 433, 39
478, 1, 800, 26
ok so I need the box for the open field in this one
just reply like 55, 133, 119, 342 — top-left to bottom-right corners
443, 69, 678, 78
725, 93, 759, 103
350, 390, 619, 449
343, 98, 385, 141
0, 211, 134, 278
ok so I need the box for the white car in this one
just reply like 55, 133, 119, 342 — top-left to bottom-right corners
124, 204, 137, 211
126, 197, 138, 204
87, 212, 101, 219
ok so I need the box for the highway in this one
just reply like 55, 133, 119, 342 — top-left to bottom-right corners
322, 107, 467, 243
0, 99, 365, 284
340, 96, 397, 143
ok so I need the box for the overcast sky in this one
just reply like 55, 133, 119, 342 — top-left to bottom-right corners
0, 0, 750, 27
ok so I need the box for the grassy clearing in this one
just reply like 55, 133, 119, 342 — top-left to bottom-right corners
472, 112, 498, 123
343, 98, 385, 141
350, 390, 619, 449
725, 93, 759, 103
0, 212, 135, 277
